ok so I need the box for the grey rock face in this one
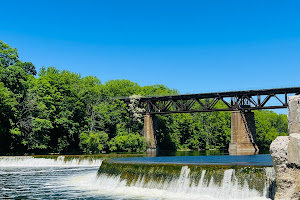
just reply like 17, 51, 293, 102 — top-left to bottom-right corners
288, 134, 300, 167
270, 136, 300, 200
270, 95, 300, 199
288, 96, 300, 134
270, 136, 289, 167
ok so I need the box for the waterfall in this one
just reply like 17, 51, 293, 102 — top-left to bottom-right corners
87, 161, 276, 200
0, 156, 103, 167
0, 156, 276, 199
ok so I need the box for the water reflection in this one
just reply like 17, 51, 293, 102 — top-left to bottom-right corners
146, 149, 270, 157
111, 154, 273, 166
145, 149, 228, 157
158, 150, 228, 157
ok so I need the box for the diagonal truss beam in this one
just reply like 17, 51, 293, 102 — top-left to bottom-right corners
120, 87, 300, 115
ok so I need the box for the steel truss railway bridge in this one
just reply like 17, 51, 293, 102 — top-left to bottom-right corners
121, 87, 300, 155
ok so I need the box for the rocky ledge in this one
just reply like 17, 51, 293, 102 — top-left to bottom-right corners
270, 135, 300, 200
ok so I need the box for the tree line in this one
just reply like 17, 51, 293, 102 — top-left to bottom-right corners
0, 41, 288, 155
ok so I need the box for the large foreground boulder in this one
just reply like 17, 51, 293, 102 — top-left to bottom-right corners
270, 136, 300, 200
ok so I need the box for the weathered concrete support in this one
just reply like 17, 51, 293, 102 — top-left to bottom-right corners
270, 136, 300, 200
287, 95, 300, 166
288, 133, 300, 166
288, 95, 300, 134
270, 95, 300, 200
229, 111, 259, 155
144, 113, 157, 151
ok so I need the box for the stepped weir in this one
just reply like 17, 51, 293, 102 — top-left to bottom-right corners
0, 155, 276, 199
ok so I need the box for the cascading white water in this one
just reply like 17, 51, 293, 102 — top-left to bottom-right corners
65, 164, 275, 200
0, 156, 103, 167
0, 155, 275, 200
0, 156, 104, 199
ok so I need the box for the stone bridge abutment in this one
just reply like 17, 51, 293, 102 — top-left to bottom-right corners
144, 113, 157, 151
143, 110, 259, 155
229, 110, 259, 155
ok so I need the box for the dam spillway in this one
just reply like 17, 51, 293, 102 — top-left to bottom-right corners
0, 155, 275, 199
96, 158, 275, 200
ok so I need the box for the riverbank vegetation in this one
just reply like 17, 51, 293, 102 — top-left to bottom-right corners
0, 41, 288, 155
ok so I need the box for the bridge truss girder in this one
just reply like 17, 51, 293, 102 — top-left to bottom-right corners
121, 87, 300, 115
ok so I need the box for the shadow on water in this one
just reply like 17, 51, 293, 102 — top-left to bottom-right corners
155, 149, 229, 157
146, 149, 271, 157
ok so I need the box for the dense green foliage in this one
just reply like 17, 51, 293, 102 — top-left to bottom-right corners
0, 41, 288, 155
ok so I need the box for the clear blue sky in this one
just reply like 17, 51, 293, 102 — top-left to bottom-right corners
1, 0, 300, 96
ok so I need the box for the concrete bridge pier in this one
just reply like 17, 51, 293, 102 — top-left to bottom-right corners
229, 110, 259, 155
144, 113, 157, 151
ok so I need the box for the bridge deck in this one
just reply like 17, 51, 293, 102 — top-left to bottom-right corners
120, 87, 300, 114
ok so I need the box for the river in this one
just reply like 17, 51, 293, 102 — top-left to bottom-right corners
0, 154, 275, 199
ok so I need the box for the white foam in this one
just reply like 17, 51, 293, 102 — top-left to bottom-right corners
0, 156, 103, 167
65, 166, 274, 200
